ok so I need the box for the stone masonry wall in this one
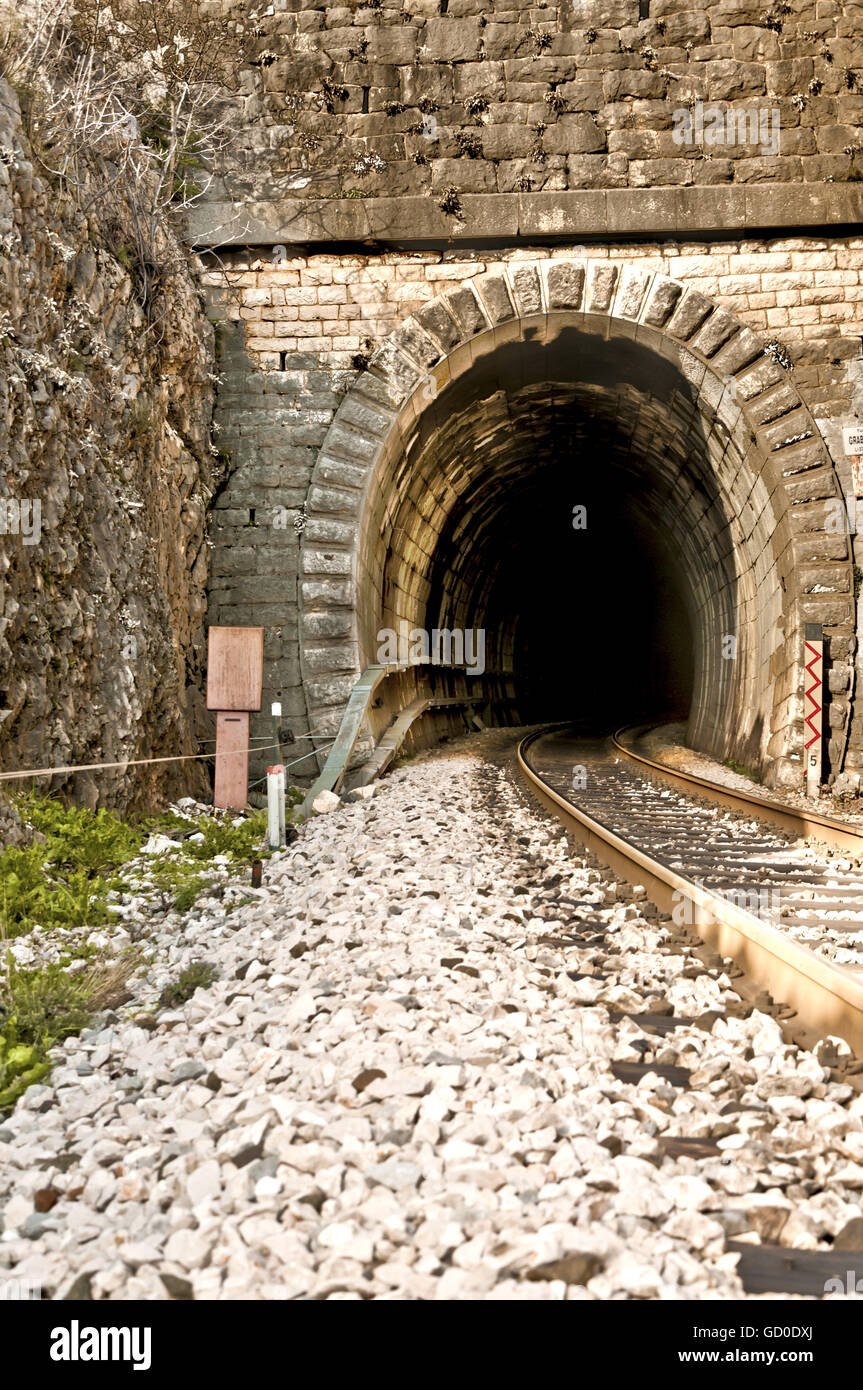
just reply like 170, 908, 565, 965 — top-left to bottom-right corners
218, 0, 863, 200
0, 80, 218, 813
202, 235, 863, 779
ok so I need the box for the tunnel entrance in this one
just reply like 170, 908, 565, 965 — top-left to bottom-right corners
368, 328, 736, 750
300, 261, 854, 787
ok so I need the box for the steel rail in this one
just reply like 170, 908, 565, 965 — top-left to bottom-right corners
517, 728, 863, 1055
611, 723, 863, 856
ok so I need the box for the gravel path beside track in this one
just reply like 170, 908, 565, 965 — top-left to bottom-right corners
3, 734, 863, 1300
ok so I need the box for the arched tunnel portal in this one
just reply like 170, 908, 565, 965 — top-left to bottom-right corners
300, 262, 855, 788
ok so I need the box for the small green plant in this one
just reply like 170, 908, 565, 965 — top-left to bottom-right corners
3, 960, 92, 1042
20, 794, 143, 874
0, 1030, 51, 1111
129, 398, 156, 440
529, 27, 553, 51
0, 789, 266, 1108
0, 955, 138, 1110
724, 758, 763, 784
854, 565, 862, 600
185, 809, 268, 863
1, 845, 111, 939
150, 857, 205, 895
158, 961, 218, 1010
320, 78, 349, 113
455, 131, 482, 159
531, 123, 548, 163
763, 339, 792, 370
438, 186, 463, 216
463, 95, 489, 120
760, 4, 790, 33
0, 793, 148, 940
173, 876, 208, 913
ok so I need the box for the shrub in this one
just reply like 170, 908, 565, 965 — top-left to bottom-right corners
173, 876, 208, 912
0, 954, 139, 1109
0, 793, 144, 938
158, 961, 217, 1009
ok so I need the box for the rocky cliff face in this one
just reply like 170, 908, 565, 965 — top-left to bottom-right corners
0, 78, 218, 813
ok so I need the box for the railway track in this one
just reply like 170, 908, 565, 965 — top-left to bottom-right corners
518, 726, 863, 1057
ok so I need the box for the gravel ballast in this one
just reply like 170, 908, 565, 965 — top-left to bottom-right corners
3, 736, 863, 1301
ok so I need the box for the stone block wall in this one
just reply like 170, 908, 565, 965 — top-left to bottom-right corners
214, 0, 863, 200
193, 0, 863, 787
202, 235, 863, 781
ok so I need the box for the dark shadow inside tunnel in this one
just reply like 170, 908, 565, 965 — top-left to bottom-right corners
501, 484, 690, 727
423, 450, 694, 729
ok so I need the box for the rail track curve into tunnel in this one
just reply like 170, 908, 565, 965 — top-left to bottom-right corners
518, 724, 863, 1060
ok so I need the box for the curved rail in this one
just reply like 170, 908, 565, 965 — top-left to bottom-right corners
517, 728, 863, 1055
612, 723, 863, 856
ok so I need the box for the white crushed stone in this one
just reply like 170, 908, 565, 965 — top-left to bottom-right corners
2, 741, 863, 1301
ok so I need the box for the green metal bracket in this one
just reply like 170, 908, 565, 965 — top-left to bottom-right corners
301, 665, 389, 815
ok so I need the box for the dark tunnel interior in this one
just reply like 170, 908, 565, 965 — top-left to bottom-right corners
424, 452, 695, 730
493, 474, 692, 727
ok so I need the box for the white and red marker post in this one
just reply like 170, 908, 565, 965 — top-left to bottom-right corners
267, 763, 286, 850
804, 622, 823, 799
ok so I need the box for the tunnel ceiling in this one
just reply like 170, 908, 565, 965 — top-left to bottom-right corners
384, 373, 732, 634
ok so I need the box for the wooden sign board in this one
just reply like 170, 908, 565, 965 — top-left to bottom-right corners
206, 627, 264, 711
213, 711, 250, 811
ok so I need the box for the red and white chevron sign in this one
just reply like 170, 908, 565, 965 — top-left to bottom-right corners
804, 622, 823, 798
